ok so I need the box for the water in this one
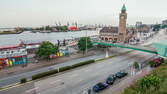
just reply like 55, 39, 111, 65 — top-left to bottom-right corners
0, 30, 99, 46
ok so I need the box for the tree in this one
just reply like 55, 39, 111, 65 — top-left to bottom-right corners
77, 37, 93, 54
36, 41, 58, 59
133, 62, 140, 69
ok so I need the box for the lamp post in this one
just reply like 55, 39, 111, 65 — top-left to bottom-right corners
85, 30, 88, 54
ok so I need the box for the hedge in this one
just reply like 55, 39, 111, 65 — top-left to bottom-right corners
32, 69, 58, 80
20, 78, 27, 83
72, 60, 95, 68
59, 66, 72, 72
31, 59, 95, 80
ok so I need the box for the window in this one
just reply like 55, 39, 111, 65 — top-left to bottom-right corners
0, 51, 4, 54
11, 51, 14, 53
6, 51, 10, 54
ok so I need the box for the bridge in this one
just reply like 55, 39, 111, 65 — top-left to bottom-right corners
93, 40, 167, 58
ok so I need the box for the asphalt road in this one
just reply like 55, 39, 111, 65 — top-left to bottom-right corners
28, 51, 155, 94
0, 48, 129, 87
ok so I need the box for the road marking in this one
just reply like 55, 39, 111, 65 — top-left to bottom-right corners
84, 69, 92, 72
68, 74, 78, 78
50, 79, 61, 84
25, 87, 39, 93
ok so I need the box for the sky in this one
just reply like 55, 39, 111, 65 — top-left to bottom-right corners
0, 0, 167, 27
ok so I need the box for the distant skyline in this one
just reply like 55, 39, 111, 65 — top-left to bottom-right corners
0, 0, 167, 27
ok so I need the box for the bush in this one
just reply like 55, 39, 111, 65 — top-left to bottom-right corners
138, 75, 161, 91
149, 61, 155, 67
72, 60, 95, 68
32, 69, 58, 80
164, 60, 167, 64
20, 78, 27, 83
59, 66, 72, 72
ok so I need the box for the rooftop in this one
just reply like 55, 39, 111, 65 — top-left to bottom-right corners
100, 27, 118, 33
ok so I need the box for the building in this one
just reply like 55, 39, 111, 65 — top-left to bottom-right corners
100, 27, 119, 41
118, 4, 127, 42
100, 4, 132, 43
162, 19, 167, 25
136, 21, 143, 27
0, 28, 15, 32
0, 45, 28, 69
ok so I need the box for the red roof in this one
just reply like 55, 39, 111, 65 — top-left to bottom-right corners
0, 45, 21, 50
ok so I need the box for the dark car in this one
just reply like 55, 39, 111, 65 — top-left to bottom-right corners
115, 71, 128, 78
106, 74, 117, 85
93, 82, 109, 92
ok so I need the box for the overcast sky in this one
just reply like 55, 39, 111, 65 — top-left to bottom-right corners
0, 0, 167, 27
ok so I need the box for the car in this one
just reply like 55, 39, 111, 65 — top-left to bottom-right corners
150, 57, 164, 67
115, 71, 128, 78
106, 74, 117, 85
93, 82, 109, 92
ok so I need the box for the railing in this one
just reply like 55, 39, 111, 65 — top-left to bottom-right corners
93, 41, 158, 54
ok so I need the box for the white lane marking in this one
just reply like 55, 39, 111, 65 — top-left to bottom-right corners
84, 69, 92, 72
50, 79, 62, 84
68, 74, 78, 78
25, 87, 39, 93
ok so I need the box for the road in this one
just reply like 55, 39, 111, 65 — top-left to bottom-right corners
0, 50, 155, 94
0, 48, 129, 87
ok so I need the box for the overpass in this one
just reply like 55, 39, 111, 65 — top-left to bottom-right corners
93, 40, 167, 57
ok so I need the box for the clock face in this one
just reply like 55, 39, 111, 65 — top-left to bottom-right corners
121, 16, 124, 19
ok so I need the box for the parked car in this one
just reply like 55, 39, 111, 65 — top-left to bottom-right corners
150, 57, 164, 67
93, 82, 109, 92
115, 71, 128, 78
106, 74, 117, 85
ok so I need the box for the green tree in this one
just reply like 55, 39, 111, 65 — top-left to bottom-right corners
36, 41, 58, 59
133, 62, 140, 69
77, 37, 93, 54
45, 25, 52, 30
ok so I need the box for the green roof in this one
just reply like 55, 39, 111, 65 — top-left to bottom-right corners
122, 4, 126, 11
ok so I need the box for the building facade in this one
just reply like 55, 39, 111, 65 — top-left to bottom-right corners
100, 4, 131, 43
162, 19, 167, 25
100, 27, 119, 41
0, 45, 28, 69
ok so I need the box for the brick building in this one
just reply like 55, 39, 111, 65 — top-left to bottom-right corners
100, 4, 132, 43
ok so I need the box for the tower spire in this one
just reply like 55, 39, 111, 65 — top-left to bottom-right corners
121, 4, 126, 12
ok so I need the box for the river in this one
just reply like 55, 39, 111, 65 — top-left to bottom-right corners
0, 30, 99, 46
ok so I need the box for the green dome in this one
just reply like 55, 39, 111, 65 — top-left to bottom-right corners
121, 4, 126, 11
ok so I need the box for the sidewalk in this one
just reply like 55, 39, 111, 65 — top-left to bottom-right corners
0, 50, 98, 78
101, 66, 152, 94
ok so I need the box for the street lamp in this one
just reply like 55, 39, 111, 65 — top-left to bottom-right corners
85, 30, 88, 54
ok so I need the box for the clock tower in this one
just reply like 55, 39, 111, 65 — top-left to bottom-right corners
119, 4, 127, 42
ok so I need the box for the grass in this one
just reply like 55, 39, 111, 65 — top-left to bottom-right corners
122, 64, 167, 94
